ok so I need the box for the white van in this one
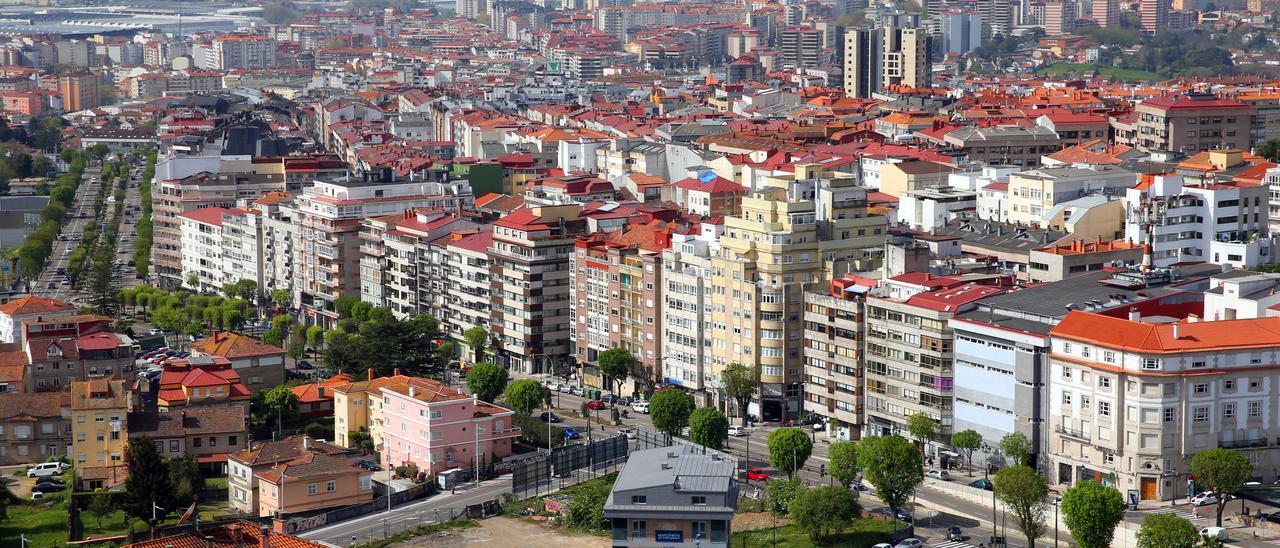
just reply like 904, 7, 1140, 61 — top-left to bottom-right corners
28, 462, 66, 478
632, 401, 649, 414
1199, 527, 1227, 541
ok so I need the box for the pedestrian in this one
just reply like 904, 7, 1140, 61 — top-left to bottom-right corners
1193, 505, 1199, 518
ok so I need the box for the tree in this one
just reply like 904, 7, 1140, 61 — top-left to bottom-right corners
1000, 432, 1032, 467
648, 388, 695, 440
1259, 138, 1280, 163
350, 300, 373, 322
435, 340, 457, 366
334, 295, 359, 318
305, 325, 324, 353
287, 328, 306, 360
906, 412, 937, 454
270, 289, 290, 308
87, 143, 111, 162
1190, 447, 1253, 527
168, 455, 205, 508
951, 429, 983, 477
994, 465, 1048, 548
827, 440, 861, 489
123, 437, 174, 524
596, 347, 633, 396
224, 279, 256, 302
260, 385, 300, 433
767, 427, 813, 479
1136, 512, 1200, 548
720, 362, 757, 427
858, 435, 923, 512
1060, 480, 1126, 548
466, 362, 508, 403
789, 485, 861, 542
688, 407, 729, 450
503, 379, 546, 415
87, 494, 116, 528
765, 477, 803, 515
463, 326, 488, 363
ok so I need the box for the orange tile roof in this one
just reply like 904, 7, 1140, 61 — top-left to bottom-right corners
125, 521, 323, 548
192, 332, 285, 359
1051, 311, 1280, 354
0, 295, 74, 317
291, 374, 353, 404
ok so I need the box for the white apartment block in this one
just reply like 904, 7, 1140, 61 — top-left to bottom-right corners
659, 226, 721, 402
179, 207, 237, 294
1125, 173, 1273, 268
444, 230, 494, 341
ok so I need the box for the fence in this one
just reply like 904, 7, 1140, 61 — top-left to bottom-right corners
511, 433, 628, 499
281, 480, 436, 535
314, 495, 505, 548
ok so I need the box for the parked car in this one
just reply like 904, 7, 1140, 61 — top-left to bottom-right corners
618, 427, 637, 439
969, 479, 994, 491
32, 482, 65, 494
563, 427, 581, 440
1190, 491, 1219, 506
355, 460, 381, 472
894, 539, 924, 548
28, 462, 67, 478
558, 384, 573, 393
46, 282, 55, 289
1199, 526, 1227, 541
947, 526, 965, 541
601, 393, 618, 404
632, 401, 649, 414
586, 399, 606, 410
727, 426, 746, 437
870, 506, 913, 523
616, 396, 631, 407
538, 412, 561, 423
540, 378, 556, 388
30, 491, 44, 500
296, 360, 314, 370
148, 328, 164, 335
927, 469, 950, 480
571, 386, 585, 396
746, 468, 769, 482
35, 477, 65, 487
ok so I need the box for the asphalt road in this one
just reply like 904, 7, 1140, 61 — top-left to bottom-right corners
33, 166, 100, 301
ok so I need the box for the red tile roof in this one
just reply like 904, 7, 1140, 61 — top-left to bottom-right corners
178, 206, 231, 227
0, 295, 74, 317
125, 521, 323, 548
1051, 311, 1280, 354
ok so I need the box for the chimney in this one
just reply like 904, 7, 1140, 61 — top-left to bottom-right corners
303, 437, 310, 450
1128, 308, 1140, 322
1187, 313, 1199, 323
409, 386, 416, 398
394, 368, 401, 376
367, 368, 374, 381
260, 525, 271, 548
1172, 322, 1181, 340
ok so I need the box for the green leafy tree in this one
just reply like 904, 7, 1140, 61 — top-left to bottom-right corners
167, 455, 205, 508
688, 407, 729, 450
767, 427, 813, 479
350, 300, 373, 322
466, 362, 508, 403
906, 412, 937, 454
789, 485, 861, 542
503, 379, 546, 415
87, 493, 116, 527
323, 329, 361, 372
563, 477, 612, 531
123, 437, 174, 524
270, 289, 290, 308
463, 325, 488, 363
287, 328, 306, 360
648, 388, 695, 440
1259, 138, 1280, 163
1136, 512, 1200, 548
765, 477, 803, 515
858, 435, 923, 512
258, 385, 300, 433
994, 465, 1048, 548
596, 347, 633, 396
334, 295, 359, 318
1000, 431, 1033, 467
720, 362, 757, 427
1190, 447, 1253, 527
1061, 480, 1126, 548
951, 429, 983, 476
827, 440, 861, 489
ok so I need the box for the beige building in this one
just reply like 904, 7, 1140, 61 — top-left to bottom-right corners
1133, 92, 1253, 154
943, 126, 1065, 167
1049, 310, 1280, 500
878, 160, 958, 199
228, 435, 355, 516
71, 378, 131, 477
0, 392, 71, 465
1005, 165, 1135, 228
802, 277, 866, 442
708, 166, 887, 421
255, 452, 374, 517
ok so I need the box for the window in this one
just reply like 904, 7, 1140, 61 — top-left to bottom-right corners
1061, 367, 1072, 380
1102, 350, 1116, 363
229, 436, 237, 446
1193, 406, 1209, 423
631, 520, 646, 539
208, 437, 216, 447
1193, 383, 1208, 395
327, 480, 336, 492
1223, 403, 1236, 419
1164, 408, 1175, 423
1103, 453, 1115, 465
307, 483, 317, 495
430, 410, 443, 420
1141, 358, 1162, 370
692, 521, 707, 540
169, 440, 178, 452
1098, 401, 1111, 417
192, 437, 201, 447
1224, 380, 1236, 391
692, 496, 707, 505
1250, 379, 1261, 389
1249, 401, 1262, 417
1099, 377, 1111, 389
1062, 391, 1072, 406
631, 495, 647, 505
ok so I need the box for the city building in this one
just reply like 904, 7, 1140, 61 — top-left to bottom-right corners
803, 275, 871, 442
255, 452, 374, 517
59, 71, 100, 112
22, 316, 137, 392
190, 332, 287, 395
604, 444, 737, 548
179, 206, 239, 294
660, 225, 723, 403
228, 435, 355, 516
379, 376, 521, 475
0, 391, 70, 465
1125, 171, 1271, 268
1133, 93, 1253, 154
71, 378, 132, 478
778, 26, 824, 69
882, 27, 930, 90
127, 405, 248, 475
211, 34, 278, 70
155, 358, 252, 411
0, 295, 76, 346
941, 12, 983, 55
443, 230, 495, 343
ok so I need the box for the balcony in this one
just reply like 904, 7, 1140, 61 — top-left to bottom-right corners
1220, 437, 1267, 449
1056, 425, 1089, 440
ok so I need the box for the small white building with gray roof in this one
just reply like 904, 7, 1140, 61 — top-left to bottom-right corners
604, 444, 738, 547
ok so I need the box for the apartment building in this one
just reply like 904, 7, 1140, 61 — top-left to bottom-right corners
802, 275, 870, 442
179, 207, 239, 293
71, 378, 131, 477
1125, 172, 1272, 268
0, 296, 75, 345
942, 125, 1065, 167
489, 205, 586, 374
882, 27, 931, 90
778, 26, 823, 69
155, 358, 252, 411
1005, 165, 1135, 227
291, 179, 473, 329
211, 35, 277, 70
444, 230, 494, 342
660, 225, 723, 403
357, 210, 479, 319
21, 315, 136, 392
0, 392, 70, 465
863, 274, 1005, 445
59, 71, 99, 113
228, 436, 355, 516
572, 222, 678, 395
380, 377, 521, 475
1133, 93, 1253, 154
709, 167, 887, 421
127, 405, 248, 474
1049, 309, 1280, 499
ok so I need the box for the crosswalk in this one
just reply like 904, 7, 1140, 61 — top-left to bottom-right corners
931, 541, 978, 548
1147, 507, 1208, 523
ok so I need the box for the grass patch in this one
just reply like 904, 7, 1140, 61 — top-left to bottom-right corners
736, 517, 896, 547
204, 477, 228, 491
559, 472, 617, 497
1035, 62, 1163, 81
350, 519, 476, 548
0, 500, 73, 546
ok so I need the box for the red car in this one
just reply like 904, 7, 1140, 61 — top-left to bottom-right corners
586, 399, 607, 410
747, 468, 769, 482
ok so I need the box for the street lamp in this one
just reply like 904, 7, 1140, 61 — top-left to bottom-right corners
1054, 496, 1061, 547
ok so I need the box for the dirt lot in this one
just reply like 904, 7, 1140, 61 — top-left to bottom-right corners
393, 516, 608, 547
734, 512, 789, 532
1, 465, 35, 498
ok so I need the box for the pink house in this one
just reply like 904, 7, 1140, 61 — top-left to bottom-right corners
378, 377, 521, 475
